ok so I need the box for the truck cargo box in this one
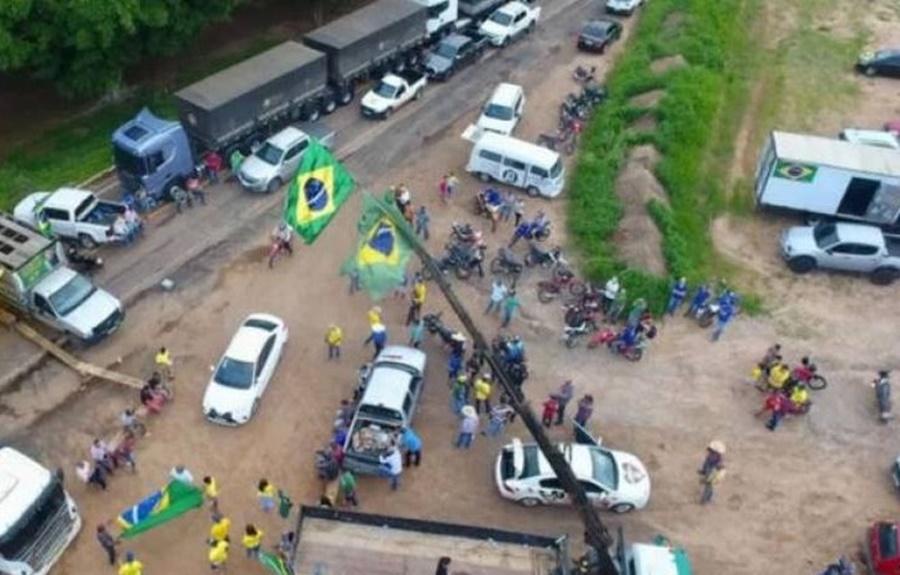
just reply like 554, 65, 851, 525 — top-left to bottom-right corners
175, 42, 328, 148
303, 0, 428, 82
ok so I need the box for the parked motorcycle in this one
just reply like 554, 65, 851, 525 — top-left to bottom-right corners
586, 327, 646, 361
875, 370, 893, 424
450, 221, 483, 246
63, 244, 103, 274
490, 247, 525, 279
491, 335, 529, 385
422, 243, 485, 280
692, 301, 720, 328
563, 309, 598, 348
510, 218, 551, 246
572, 65, 596, 85
524, 243, 566, 268
537, 266, 586, 303
423, 312, 466, 351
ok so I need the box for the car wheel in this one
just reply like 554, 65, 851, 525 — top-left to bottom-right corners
787, 256, 815, 274
865, 66, 877, 77
871, 267, 899, 286
78, 234, 98, 250
519, 497, 543, 507
266, 178, 283, 194
339, 87, 355, 106
478, 172, 492, 183
251, 398, 261, 417
526, 186, 540, 198
414, 89, 423, 100
385, 107, 394, 119
610, 503, 635, 514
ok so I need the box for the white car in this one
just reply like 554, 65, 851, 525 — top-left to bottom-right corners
839, 128, 900, 150
495, 438, 651, 512
476, 83, 525, 137
202, 314, 289, 426
479, 1, 540, 47
606, 0, 645, 16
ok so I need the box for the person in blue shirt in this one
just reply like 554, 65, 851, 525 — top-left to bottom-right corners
711, 302, 735, 342
666, 277, 689, 315
685, 283, 711, 318
401, 427, 422, 467
614, 324, 639, 353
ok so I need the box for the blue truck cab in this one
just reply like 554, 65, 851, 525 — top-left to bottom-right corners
112, 109, 194, 202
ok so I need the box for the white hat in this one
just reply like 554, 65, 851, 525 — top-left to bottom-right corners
708, 440, 726, 455
461, 405, 476, 418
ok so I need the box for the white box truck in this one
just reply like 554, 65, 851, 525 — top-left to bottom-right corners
0, 447, 82, 575
755, 131, 900, 234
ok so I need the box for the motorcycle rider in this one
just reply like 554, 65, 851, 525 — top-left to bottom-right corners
601, 276, 620, 314
273, 222, 294, 256
480, 187, 503, 232
874, 370, 893, 423
685, 283, 711, 317
612, 324, 639, 355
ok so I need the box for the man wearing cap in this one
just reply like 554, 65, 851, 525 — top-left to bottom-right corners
699, 440, 726, 504
455, 406, 479, 449
473, 374, 493, 415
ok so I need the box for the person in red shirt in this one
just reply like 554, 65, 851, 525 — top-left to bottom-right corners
204, 151, 224, 184
541, 397, 559, 428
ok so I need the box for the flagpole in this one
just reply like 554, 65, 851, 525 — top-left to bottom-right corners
363, 192, 619, 573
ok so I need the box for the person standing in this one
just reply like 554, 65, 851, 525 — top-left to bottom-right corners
711, 301, 735, 342
118, 552, 144, 575
436, 556, 452, 575
324, 323, 344, 360
455, 406, 479, 448
447, 350, 464, 382
408, 318, 425, 348
574, 394, 594, 427
339, 469, 359, 506
552, 380, 575, 425
601, 276, 619, 314
209, 513, 231, 544
407, 275, 426, 326
202, 475, 220, 517
155, 346, 174, 380
379, 446, 403, 491
666, 277, 688, 315
367, 306, 382, 327
500, 191, 515, 223
96, 524, 118, 566
257, 479, 276, 513
699, 443, 727, 505
473, 373, 493, 415
541, 396, 559, 427
501, 290, 521, 328
626, 298, 647, 328
170, 464, 195, 485
451, 375, 468, 415
208, 538, 229, 572
204, 151, 223, 184
438, 174, 449, 203
242, 524, 264, 559
90, 438, 115, 475
607, 287, 628, 324
446, 172, 458, 199
364, 323, 388, 359
415, 206, 431, 240
513, 197, 526, 227
685, 283, 710, 318
485, 278, 508, 315
401, 427, 423, 467
698, 440, 725, 476
484, 399, 513, 437
348, 268, 361, 295
76, 460, 107, 490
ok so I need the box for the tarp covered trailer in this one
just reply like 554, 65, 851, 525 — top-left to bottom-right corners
756, 131, 900, 231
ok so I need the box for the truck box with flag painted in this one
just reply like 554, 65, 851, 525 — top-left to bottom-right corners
755, 131, 900, 235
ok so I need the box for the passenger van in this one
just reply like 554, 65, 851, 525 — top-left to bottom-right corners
476, 83, 526, 137
465, 132, 565, 198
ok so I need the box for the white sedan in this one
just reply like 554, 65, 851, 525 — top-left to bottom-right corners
202, 314, 288, 426
494, 438, 651, 513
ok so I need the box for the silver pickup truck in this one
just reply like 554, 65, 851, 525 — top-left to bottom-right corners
780, 222, 900, 285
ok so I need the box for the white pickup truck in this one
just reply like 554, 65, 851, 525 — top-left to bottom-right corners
479, 1, 540, 47
14, 188, 127, 248
780, 221, 900, 285
360, 70, 427, 119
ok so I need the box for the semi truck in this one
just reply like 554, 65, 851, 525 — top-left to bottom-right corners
0, 447, 82, 575
755, 131, 900, 234
0, 214, 124, 343
112, 0, 460, 202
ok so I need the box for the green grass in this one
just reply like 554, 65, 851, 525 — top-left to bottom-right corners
567, 0, 759, 312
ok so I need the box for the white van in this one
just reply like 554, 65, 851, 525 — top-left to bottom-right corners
466, 132, 564, 198
477, 83, 525, 136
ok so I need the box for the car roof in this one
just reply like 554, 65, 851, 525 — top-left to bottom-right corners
224, 315, 281, 363
488, 83, 524, 106
584, 19, 616, 32
42, 187, 92, 209
358, 346, 426, 412
833, 222, 887, 245
476, 132, 560, 166
266, 126, 306, 149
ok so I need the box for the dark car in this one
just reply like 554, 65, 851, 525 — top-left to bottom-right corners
422, 33, 487, 81
857, 49, 900, 78
577, 20, 622, 54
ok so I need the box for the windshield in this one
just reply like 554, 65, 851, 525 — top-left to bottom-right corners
489, 11, 513, 25
358, 403, 403, 423
434, 42, 458, 59
813, 222, 839, 247
374, 81, 398, 98
585, 24, 608, 38
484, 103, 514, 121
49, 274, 97, 316
0, 477, 69, 561
113, 146, 147, 176
254, 142, 285, 166
213, 357, 255, 389
590, 448, 619, 489
550, 159, 563, 179
875, 49, 900, 59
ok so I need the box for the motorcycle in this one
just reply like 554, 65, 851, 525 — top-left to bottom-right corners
489, 247, 525, 279
537, 120, 582, 155
422, 243, 485, 280
63, 244, 103, 274
510, 218, 552, 246
572, 65, 596, 85
560, 94, 590, 122
693, 301, 720, 328
423, 312, 466, 351
580, 83, 607, 107
563, 309, 599, 348
450, 221, 482, 246
537, 266, 586, 303
524, 243, 566, 268
474, 188, 504, 220
491, 335, 529, 386
586, 327, 646, 361
875, 371, 893, 424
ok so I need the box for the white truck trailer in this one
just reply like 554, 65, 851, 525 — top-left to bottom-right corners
755, 131, 900, 234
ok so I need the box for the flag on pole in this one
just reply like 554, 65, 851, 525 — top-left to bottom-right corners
259, 550, 294, 575
283, 140, 355, 244
117, 480, 204, 538
341, 192, 413, 300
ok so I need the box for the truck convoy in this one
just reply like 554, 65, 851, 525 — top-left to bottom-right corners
111, 0, 487, 202
0, 447, 82, 575
0, 214, 124, 342
756, 131, 900, 234
13, 188, 127, 249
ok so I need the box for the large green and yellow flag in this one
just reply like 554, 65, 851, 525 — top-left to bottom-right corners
283, 140, 355, 244
341, 192, 413, 300
117, 480, 204, 539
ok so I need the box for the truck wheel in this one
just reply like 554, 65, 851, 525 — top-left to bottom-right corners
871, 267, 899, 285
787, 256, 815, 274
610, 503, 635, 513
478, 172, 492, 183
865, 66, 877, 77
323, 99, 337, 115
338, 87, 355, 106
78, 234, 98, 250
306, 106, 321, 122
526, 186, 540, 198
266, 178, 283, 194
519, 497, 542, 507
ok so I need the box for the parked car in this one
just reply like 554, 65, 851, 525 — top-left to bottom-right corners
856, 49, 900, 78
478, 1, 540, 47
839, 128, 900, 150
494, 437, 651, 512
577, 20, 623, 53
606, 0, 644, 16
202, 314, 289, 426
14, 188, 127, 249
237, 125, 335, 193
476, 83, 526, 136
423, 33, 488, 81
862, 521, 900, 575
780, 222, 900, 285
360, 70, 427, 119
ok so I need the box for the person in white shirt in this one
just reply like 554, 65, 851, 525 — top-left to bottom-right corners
379, 447, 403, 491
485, 279, 508, 315
90, 439, 115, 474
170, 465, 195, 485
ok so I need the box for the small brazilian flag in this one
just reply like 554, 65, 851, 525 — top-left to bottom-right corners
259, 550, 294, 575
283, 140, 355, 244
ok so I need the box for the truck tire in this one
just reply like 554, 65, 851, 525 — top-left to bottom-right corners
787, 256, 815, 274
266, 178, 283, 194
477, 172, 492, 183
871, 267, 899, 286
323, 98, 337, 115
414, 89, 422, 100
527, 186, 540, 198
78, 233, 98, 250
865, 66, 877, 77
338, 86, 355, 106
306, 106, 321, 122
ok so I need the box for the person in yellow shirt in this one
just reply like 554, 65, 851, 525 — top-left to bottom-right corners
258, 478, 276, 513
473, 373, 493, 415
406, 275, 427, 326
242, 524, 264, 559
367, 306, 382, 328
768, 362, 791, 390
118, 552, 143, 575
155, 347, 173, 380
202, 475, 219, 516
208, 539, 229, 571
209, 513, 231, 544
789, 384, 810, 411
325, 324, 343, 360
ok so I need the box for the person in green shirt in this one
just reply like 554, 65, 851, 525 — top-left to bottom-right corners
501, 290, 521, 328
607, 287, 628, 324
229, 149, 245, 175
339, 470, 358, 506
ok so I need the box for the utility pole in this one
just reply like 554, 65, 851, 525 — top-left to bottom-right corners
368, 193, 619, 575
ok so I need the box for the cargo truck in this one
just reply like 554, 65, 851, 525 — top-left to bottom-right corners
755, 131, 900, 235
0, 214, 124, 343
0, 447, 82, 575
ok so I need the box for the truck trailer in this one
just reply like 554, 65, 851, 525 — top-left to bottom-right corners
755, 131, 900, 234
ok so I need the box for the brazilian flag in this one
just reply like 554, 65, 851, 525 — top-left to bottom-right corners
283, 140, 355, 244
341, 192, 413, 300
117, 480, 204, 539
259, 550, 294, 575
